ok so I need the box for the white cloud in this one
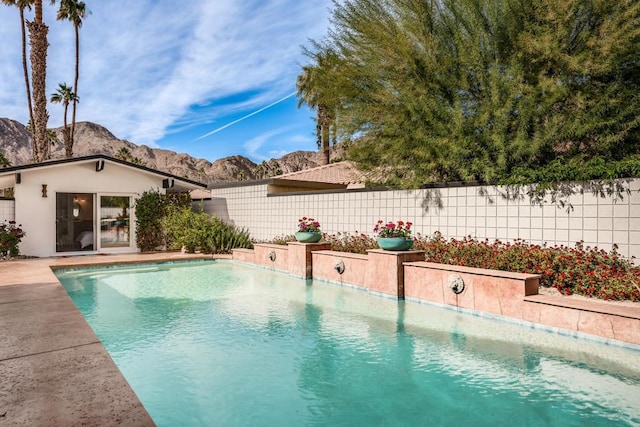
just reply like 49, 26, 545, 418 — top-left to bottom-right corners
243, 126, 295, 161
0, 0, 331, 149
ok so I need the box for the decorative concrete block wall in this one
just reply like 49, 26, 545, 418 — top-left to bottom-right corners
211, 179, 640, 261
0, 199, 15, 222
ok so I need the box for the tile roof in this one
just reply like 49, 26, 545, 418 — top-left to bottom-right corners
276, 161, 365, 187
190, 188, 212, 199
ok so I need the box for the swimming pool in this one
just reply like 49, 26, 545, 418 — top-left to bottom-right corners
56, 260, 640, 426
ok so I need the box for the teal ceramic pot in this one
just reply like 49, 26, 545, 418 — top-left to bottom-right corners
295, 232, 322, 243
377, 237, 414, 251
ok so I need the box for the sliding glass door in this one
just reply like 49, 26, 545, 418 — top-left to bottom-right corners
56, 193, 95, 252
56, 193, 133, 253
99, 195, 131, 248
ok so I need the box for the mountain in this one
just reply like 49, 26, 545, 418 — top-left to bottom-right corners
0, 118, 331, 184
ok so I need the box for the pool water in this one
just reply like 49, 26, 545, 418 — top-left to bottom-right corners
56, 261, 640, 426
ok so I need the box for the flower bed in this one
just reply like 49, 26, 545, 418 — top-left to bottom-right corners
416, 232, 640, 301
264, 231, 640, 301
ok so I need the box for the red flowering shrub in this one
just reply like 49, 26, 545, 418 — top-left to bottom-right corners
269, 234, 297, 245
324, 232, 378, 254
0, 220, 26, 258
416, 232, 639, 301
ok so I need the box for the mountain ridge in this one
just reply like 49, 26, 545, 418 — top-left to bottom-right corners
0, 118, 332, 184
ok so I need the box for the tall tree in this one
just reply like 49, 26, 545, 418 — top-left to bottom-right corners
2, 0, 35, 156
57, 0, 87, 157
308, 0, 640, 187
26, 0, 52, 162
296, 49, 340, 165
50, 83, 78, 157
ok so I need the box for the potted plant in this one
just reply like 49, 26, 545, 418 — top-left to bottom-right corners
295, 217, 322, 243
374, 220, 413, 250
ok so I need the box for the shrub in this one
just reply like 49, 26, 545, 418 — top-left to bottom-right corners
208, 221, 253, 254
135, 189, 169, 252
162, 207, 252, 254
267, 234, 297, 245
0, 220, 25, 257
324, 232, 378, 254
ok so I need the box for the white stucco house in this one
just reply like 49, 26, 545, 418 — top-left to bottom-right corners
0, 154, 207, 257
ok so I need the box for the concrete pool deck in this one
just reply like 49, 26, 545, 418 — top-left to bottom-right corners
0, 252, 227, 426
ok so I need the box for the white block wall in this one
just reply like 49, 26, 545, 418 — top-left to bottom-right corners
210, 179, 640, 261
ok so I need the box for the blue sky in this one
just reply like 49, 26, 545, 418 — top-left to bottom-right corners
0, 1, 332, 163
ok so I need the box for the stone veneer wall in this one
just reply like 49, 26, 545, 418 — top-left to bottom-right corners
211, 178, 640, 261
0, 198, 15, 222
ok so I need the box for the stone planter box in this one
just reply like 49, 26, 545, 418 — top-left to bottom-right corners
287, 242, 331, 278
234, 246, 639, 347
403, 261, 539, 318
253, 244, 289, 272
232, 248, 255, 264
312, 250, 369, 288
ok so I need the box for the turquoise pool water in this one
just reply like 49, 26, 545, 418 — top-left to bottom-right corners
56, 261, 640, 426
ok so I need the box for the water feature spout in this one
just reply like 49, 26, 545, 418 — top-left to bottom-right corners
448, 274, 465, 294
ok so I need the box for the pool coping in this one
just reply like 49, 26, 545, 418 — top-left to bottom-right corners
0, 252, 229, 426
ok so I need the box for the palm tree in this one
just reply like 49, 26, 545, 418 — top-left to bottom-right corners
50, 83, 78, 157
2, 0, 35, 157
26, 0, 53, 162
115, 146, 145, 166
57, 0, 87, 155
0, 151, 11, 168
296, 50, 339, 165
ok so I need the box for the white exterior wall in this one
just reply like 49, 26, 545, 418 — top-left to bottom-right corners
13, 162, 166, 257
211, 179, 640, 261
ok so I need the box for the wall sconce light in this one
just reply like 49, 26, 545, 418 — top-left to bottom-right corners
73, 200, 81, 218
41, 184, 47, 198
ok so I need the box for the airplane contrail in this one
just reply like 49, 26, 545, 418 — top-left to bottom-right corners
194, 91, 297, 142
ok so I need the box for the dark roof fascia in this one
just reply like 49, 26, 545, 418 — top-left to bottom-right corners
207, 178, 274, 189
0, 154, 207, 188
269, 178, 347, 190
208, 177, 350, 190
205, 177, 504, 191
